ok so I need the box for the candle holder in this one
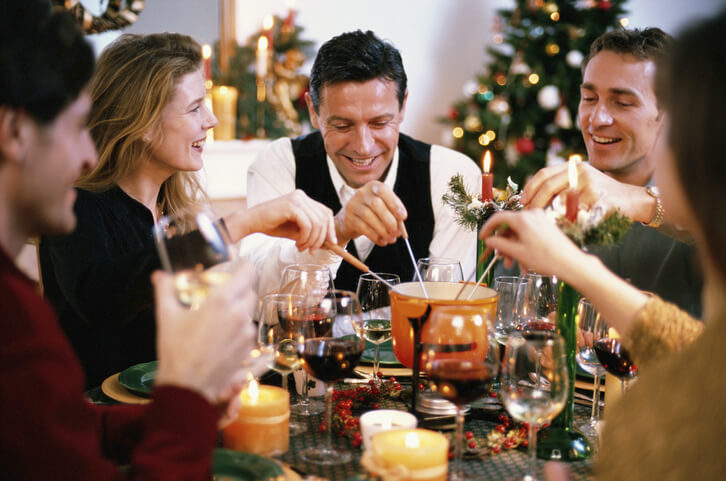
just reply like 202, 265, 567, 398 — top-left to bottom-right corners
536, 280, 592, 460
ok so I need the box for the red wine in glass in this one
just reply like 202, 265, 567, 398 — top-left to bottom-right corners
427, 359, 497, 406
516, 319, 556, 333
278, 307, 333, 339
593, 338, 638, 378
300, 337, 364, 382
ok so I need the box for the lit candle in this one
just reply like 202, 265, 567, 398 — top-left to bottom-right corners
365, 429, 449, 481
211, 85, 239, 141
481, 150, 494, 201
262, 14, 274, 51
565, 154, 581, 222
201, 44, 212, 87
256, 35, 269, 80
222, 380, 290, 455
359, 409, 418, 450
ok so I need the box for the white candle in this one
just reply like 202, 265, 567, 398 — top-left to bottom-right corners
360, 409, 418, 450
256, 35, 268, 79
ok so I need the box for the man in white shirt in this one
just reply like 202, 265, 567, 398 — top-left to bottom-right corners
242, 30, 481, 294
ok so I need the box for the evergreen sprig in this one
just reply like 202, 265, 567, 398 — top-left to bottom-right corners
442, 174, 523, 231
558, 209, 632, 247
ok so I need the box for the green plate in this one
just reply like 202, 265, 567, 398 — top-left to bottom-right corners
212, 449, 284, 481
361, 339, 402, 366
118, 360, 158, 396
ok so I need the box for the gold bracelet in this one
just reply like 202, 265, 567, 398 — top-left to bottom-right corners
643, 185, 664, 228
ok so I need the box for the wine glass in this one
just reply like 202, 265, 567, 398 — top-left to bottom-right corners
575, 298, 607, 441
493, 276, 529, 345
500, 331, 569, 481
257, 293, 309, 436
593, 314, 638, 393
298, 290, 365, 465
356, 272, 400, 384
422, 305, 499, 481
515, 273, 559, 332
415, 257, 463, 282
279, 264, 335, 415
153, 208, 235, 309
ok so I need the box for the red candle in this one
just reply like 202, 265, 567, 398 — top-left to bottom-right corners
262, 14, 274, 52
565, 155, 581, 222
201, 44, 212, 84
481, 150, 493, 201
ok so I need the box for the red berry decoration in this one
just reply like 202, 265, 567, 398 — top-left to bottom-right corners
449, 108, 460, 121
515, 137, 535, 155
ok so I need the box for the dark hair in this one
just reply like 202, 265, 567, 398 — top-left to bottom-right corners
309, 30, 407, 112
582, 27, 672, 74
0, 3, 94, 124
656, 10, 726, 281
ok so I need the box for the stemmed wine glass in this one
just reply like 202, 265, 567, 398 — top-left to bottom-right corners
279, 264, 335, 415
593, 314, 638, 393
153, 208, 235, 309
515, 273, 559, 331
298, 290, 365, 465
493, 275, 530, 345
416, 257, 464, 282
575, 298, 607, 441
500, 331, 569, 481
257, 293, 309, 436
356, 272, 400, 384
422, 305, 500, 481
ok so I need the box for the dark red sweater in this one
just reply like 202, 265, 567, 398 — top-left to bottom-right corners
0, 247, 218, 480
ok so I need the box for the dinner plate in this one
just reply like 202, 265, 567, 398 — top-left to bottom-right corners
361, 339, 402, 366
118, 360, 158, 396
101, 373, 150, 405
212, 449, 286, 481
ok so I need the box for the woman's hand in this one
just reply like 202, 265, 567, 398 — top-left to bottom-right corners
479, 209, 588, 282
152, 264, 259, 406
233, 190, 337, 252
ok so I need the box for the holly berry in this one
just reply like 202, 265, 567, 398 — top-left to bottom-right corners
468, 440, 477, 449
465, 431, 474, 440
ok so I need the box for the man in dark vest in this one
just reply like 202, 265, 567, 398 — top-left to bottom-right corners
242, 30, 481, 294
517, 28, 702, 317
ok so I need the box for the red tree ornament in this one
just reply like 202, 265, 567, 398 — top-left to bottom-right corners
449, 108, 460, 121
515, 137, 535, 155
597, 1, 612, 10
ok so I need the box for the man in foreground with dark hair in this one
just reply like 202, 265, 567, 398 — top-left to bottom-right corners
0, 5, 260, 479
518, 27, 703, 317
242, 30, 481, 294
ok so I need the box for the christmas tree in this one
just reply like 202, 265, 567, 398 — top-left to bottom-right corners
442, 0, 628, 187
213, 11, 315, 139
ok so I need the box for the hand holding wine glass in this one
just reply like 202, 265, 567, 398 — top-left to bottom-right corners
592, 313, 638, 392
422, 305, 499, 481
500, 331, 569, 481
575, 298, 607, 441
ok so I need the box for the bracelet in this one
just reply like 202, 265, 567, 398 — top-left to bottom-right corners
643, 185, 664, 228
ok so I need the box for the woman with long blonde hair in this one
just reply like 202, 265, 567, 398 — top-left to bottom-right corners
39, 32, 335, 388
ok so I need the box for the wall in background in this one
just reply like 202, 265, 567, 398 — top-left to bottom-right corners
89, 0, 721, 146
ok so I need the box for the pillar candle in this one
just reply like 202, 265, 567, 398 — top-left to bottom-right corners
565, 154, 581, 222
222, 381, 290, 456
256, 35, 269, 80
366, 429, 448, 481
211, 85, 239, 141
360, 409, 418, 450
481, 150, 493, 201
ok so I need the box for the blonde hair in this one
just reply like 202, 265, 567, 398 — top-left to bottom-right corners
79, 32, 208, 218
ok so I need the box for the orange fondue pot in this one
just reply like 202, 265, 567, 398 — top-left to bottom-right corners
390, 281, 498, 369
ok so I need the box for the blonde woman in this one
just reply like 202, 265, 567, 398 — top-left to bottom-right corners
39, 33, 336, 388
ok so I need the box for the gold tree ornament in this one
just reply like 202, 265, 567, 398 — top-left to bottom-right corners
268, 48, 309, 136
54, 0, 145, 34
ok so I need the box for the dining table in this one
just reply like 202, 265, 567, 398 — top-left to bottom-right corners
91, 367, 598, 481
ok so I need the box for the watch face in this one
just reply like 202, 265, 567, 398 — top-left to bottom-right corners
648, 186, 660, 197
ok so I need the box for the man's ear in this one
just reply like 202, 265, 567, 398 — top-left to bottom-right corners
399, 89, 409, 121
304, 91, 320, 130
0, 107, 30, 165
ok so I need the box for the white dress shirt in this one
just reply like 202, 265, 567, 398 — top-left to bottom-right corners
240, 137, 482, 297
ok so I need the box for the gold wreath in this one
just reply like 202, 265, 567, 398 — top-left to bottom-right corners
54, 0, 146, 34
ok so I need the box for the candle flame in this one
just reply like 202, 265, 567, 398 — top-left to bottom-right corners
257, 36, 268, 51
248, 379, 259, 402
405, 432, 420, 448
482, 150, 492, 173
263, 14, 274, 30
220, 85, 228, 95
568, 154, 581, 189
201, 44, 212, 60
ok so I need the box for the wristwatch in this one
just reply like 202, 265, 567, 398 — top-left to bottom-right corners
644, 185, 664, 228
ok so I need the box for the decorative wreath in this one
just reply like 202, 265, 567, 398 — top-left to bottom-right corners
54, 0, 146, 34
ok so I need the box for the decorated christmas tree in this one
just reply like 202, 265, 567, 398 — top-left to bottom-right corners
213, 11, 315, 139
442, 0, 628, 187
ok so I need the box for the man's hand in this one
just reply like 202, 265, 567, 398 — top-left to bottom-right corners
334, 180, 408, 246
521, 162, 654, 223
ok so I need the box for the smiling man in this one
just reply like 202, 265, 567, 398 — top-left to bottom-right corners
243, 30, 481, 293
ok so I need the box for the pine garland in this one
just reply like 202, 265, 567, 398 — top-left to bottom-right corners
442, 174, 523, 231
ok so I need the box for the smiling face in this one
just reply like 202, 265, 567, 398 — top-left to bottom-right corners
148, 69, 217, 176
307, 78, 406, 188
19, 93, 97, 236
578, 51, 663, 186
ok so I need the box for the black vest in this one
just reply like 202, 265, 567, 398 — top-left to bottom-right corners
292, 132, 435, 291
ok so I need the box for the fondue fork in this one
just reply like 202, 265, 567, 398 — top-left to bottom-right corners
399, 221, 429, 299
465, 255, 499, 300
324, 243, 397, 290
